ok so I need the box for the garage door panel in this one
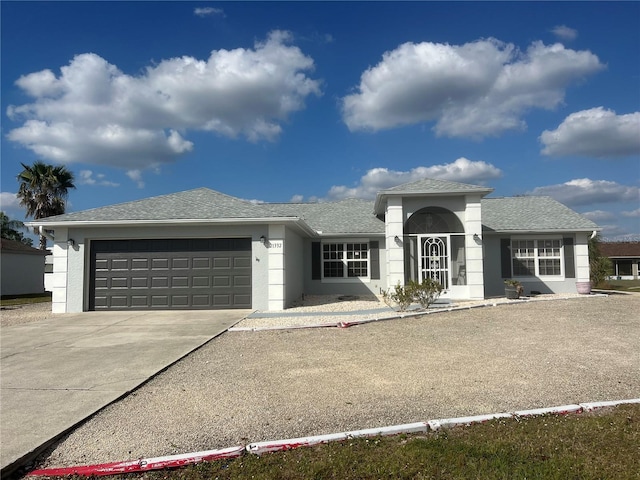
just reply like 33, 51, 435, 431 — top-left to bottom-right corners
172, 258, 189, 269
131, 277, 148, 288
90, 238, 251, 310
234, 275, 251, 286
192, 276, 211, 287
132, 258, 149, 269
213, 276, 230, 287
111, 277, 129, 288
152, 258, 169, 270
171, 276, 189, 287
213, 257, 230, 269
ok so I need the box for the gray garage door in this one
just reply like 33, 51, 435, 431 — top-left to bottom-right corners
89, 238, 252, 310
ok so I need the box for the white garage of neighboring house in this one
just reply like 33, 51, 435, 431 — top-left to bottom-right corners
27, 178, 599, 313
0, 238, 48, 297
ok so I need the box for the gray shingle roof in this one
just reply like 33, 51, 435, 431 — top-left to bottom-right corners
382, 178, 493, 194
35, 188, 266, 222
267, 199, 383, 234
481, 197, 599, 232
29, 188, 597, 236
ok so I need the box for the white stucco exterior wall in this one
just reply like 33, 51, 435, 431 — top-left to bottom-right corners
385, 197, 405, 287
267, 224, 286, 311
464, 195, 485, 299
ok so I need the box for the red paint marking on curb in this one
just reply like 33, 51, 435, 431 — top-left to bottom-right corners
27, 446, 244, 477
25, 399, 639, 477
246, 422, 428, 455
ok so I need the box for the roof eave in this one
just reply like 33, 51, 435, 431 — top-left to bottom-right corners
26, 217, 320, 237
482, 227, 602, 234
374, 188, 494, 214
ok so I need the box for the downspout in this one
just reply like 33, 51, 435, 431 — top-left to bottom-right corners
590, 230, 597, 239
38, 225, 55, 242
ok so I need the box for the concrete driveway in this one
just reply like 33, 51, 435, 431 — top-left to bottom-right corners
0, 309, 250, 475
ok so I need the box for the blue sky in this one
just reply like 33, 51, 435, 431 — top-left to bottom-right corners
2, 1, 639, 240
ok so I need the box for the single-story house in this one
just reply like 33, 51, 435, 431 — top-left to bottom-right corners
0, 238, 48, 297
26, 178, 599, 313
600, 242, 640, 280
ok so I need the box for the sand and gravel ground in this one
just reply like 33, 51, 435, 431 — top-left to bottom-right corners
22, 292, 639, 470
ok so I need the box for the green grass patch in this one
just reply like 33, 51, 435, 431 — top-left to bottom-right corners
0, 292, 51, 306
596, 279, 640, 292
91, 404, 639, 480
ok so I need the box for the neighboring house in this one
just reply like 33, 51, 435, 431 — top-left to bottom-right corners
0, 238, 48, 296
26, 178, 599, 313
600, 242, 640, 280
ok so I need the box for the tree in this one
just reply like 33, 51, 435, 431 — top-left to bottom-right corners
17, 161, 75, 249
0, 211, 33, 246
589, 235, 612, 287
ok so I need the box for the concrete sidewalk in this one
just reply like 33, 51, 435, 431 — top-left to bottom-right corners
0, 309, 250, 476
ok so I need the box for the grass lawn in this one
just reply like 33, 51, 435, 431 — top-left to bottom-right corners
599, 279, 640, 291
90, 404, 639, 480
0, 292, 51, 306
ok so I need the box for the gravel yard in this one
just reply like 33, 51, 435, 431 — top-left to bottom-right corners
0, 303, 53, 327
33, 293, 640, 470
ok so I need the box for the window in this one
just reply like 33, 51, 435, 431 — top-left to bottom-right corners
512, 239, 562, 277
323, 243, 369, 279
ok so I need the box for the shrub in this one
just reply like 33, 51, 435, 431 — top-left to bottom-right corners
383, 279, 443, 311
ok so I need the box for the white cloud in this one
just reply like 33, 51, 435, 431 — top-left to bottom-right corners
0, 192, 20, 211
581, 210, 616, 222
342, 39, 603, 138
323, 158, 502, 201
527, 178, 640, 206
552, 25, 578, 41
289, 194, 305, 203
126, 170, 145, 189
6, 31, 321, 171
78, 170, 119, 187
194, 7, 224, 17
540, 107, 640, 158
622, 208, 640, 218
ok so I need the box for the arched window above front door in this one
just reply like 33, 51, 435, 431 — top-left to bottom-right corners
404, 207, 464, 234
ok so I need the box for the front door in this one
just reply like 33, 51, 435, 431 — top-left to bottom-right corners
419, 235, 449, 290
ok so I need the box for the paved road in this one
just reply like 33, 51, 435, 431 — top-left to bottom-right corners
0, 309, 250, 476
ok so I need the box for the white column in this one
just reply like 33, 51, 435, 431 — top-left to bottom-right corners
267, 224, 286, 311
575, 232, 590, 283
385, 197, 405, 288
51, 229, 69, 313
465, 197, 485, 299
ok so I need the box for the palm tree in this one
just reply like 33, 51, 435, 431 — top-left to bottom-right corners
0, 211, 33, 246
17, 161, 76, 249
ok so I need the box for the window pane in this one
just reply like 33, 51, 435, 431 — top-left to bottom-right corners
323, 261, 344, 278
323, 244, 342, 260
513, 258, 534, 276
539, 258, 561, 276
347, 261, 368, 277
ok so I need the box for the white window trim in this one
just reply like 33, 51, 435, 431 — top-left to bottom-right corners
511, 236, 565, 281
321, 239, 371, 282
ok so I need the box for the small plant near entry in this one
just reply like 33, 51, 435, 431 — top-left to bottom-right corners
504, 279, 524, 299
412, 278, 444, 309
382, 282, 414, 311
383, 279, 443, 311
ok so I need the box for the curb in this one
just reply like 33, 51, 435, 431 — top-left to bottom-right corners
28, 397, 639, 477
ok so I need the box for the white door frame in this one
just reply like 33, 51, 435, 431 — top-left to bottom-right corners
418, 235, 450, 291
